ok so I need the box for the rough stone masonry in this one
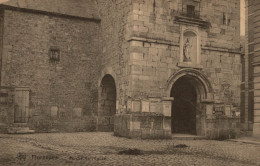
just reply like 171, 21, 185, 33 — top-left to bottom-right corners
0, 0, 243, 139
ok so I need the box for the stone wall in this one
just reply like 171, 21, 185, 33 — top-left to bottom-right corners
127, 0, 241, 102
0, 0, 243, 138
95, 0, 133, 128
1, 9, 101, 132
114, 0, 242, 139
114, 113, 171, 139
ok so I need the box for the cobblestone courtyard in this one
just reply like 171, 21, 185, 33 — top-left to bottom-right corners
0, 132, 259, 166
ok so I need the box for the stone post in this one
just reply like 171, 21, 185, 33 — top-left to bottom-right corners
162, 97, 174, 137
201, 99, 214, 136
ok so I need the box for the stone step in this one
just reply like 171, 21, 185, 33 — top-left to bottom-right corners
172, 134, 206, 140
7, 128, 35, 134
7, 125, 35, 134
9, 127, 30, 130
11, 123, 29, 127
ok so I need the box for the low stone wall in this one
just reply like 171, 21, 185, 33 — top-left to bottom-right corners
205, 117, 241, 139
28, 113, 97, 133
115, 113, 241, 139
114, 113, 172, 139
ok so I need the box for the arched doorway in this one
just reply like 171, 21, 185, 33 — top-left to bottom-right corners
98, 74, 116, 131
166, 69, 212, 136
171, 76, 197, 134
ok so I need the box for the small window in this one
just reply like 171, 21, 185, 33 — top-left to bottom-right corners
187, 5, 195, 18
49, 47, 60, 64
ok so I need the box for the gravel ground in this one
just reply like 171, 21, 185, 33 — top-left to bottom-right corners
0, 132, 259, 166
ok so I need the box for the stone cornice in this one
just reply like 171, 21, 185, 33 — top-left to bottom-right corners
128, 37, 242, 54
127, 36, 179, 46
202, 46, 242, 54
175, 15, 210, 29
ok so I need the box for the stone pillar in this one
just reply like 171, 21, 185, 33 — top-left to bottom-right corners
162, 97, 174, 136
201, 99, 214, 136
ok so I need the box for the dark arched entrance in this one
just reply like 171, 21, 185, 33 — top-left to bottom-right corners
98, 74, 116, 131
167, 68, 213, 136
170, 76, 198, 134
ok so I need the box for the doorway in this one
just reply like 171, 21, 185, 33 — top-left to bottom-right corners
170, 76, 197, 134
99, 74, 116, 131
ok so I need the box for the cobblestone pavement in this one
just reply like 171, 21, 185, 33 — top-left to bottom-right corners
0, 132, 259, 166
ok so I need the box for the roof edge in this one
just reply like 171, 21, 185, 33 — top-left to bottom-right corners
0, 4, 101, 22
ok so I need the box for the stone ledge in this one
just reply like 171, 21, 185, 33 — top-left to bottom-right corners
127, 36, 179, 46
201, 99, 215, 103
162, 97, 174, 101
202, 46, 241, 54
177, 62, 203, 69
175, 15, 210, 29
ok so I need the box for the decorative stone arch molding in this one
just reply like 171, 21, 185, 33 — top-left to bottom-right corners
165, 68, 213, 100
180, 26, 201, 65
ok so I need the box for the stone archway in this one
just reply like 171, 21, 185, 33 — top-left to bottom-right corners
166, 69, 213, 135
98, 74, 116, 131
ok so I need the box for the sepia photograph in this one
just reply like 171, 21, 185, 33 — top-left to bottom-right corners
0, 0, 259, 165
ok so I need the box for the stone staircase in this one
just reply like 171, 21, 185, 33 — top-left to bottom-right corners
7, 123, 35, 134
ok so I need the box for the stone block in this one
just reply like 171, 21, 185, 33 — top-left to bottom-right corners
150, 101, 160, 113
131, 65, 142, 75
254, 115, 260, 123
225, 105, 231, 116
131, 52, 143, 60
132, 101, 141, 112
73, 108, 82, 118
132, 121, 141, 130
141, 129, 151, 138
206, 115, 215, 119
206, 105, 213, 115
253, 123, 260, 138
127, 100, 132, 112
163, 117, 171, 130
141, 101, 149, 112
50, 106, 58, 117
130, 40, 143, 47
162, 101, 171, 117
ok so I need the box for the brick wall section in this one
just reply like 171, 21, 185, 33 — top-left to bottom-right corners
1, 9, 101, 132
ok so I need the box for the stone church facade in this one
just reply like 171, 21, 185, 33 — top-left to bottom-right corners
0, 0, 242, 139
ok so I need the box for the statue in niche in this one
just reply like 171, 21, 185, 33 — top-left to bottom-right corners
183, 37, 192, 62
